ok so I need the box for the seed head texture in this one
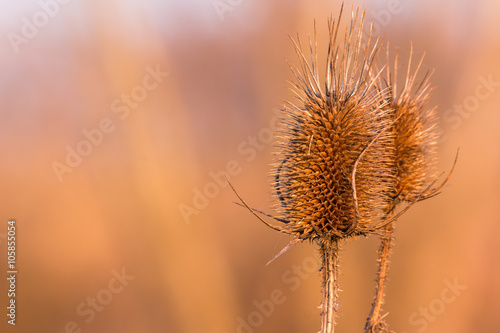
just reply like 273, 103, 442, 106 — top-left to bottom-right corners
272, 8, 403, 242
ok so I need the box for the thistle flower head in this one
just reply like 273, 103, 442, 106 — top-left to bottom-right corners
271, 7, 397, 242
377, 46, 439, 203
229, 6, 450, 333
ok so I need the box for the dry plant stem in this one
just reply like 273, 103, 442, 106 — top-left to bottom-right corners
320, 239, 340, 333
365, 210, 396, 332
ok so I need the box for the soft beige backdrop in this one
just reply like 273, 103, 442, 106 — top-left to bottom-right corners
0, 1, 499, 332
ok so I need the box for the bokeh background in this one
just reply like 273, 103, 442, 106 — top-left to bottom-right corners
0, 0, 499, 332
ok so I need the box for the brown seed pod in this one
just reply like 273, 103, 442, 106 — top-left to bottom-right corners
364, 47, 440, 333
271, 8, 397, 242
229, 6, 453, 333
378, 46, 439, 204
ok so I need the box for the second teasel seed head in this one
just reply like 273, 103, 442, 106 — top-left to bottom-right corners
377, 47, 439, 204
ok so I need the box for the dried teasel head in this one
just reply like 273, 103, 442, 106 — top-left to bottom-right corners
270, 7, 398, 242
375, 45, 439, 204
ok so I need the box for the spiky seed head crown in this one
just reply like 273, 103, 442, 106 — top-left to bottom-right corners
272, 7, 397, 242
377, 47, 438, 202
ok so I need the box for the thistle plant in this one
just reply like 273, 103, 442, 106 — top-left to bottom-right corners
364, 45, 439, 333
231, 4, 455, 333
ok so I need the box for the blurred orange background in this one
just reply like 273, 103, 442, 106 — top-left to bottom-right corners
0, 1, 499, 332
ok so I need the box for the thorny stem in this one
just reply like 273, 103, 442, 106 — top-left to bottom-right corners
320, 239, 340, 333
365, 208, 396, 333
